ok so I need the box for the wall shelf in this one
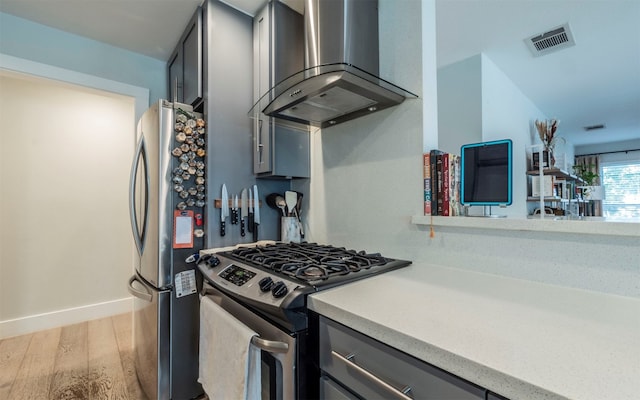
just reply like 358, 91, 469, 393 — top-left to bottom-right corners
526, 147, 585, 218
411, 215, 639, 237
526, 168, 583, 183
526, 196, 562, 202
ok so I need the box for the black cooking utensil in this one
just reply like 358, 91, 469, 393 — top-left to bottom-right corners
266, 193, 280, 211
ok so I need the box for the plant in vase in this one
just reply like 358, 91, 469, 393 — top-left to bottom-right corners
573, 164, 598, 185
535, 119, 559, 167
572, 164, 602, 200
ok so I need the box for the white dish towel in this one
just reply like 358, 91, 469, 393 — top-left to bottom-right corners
198, 295, 261, 400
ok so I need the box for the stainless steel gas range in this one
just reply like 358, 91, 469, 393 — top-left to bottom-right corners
197, 240, 411, 400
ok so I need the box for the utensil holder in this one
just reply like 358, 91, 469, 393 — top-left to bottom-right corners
280, 217, 300, 243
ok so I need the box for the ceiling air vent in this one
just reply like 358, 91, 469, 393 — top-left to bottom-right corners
525, 23, 575, 57
584, 124, 606, 131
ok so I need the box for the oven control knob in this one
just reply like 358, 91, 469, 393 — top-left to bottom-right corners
271, 281, 288, 298
258, 277, 274, 292
204, 255, 220, 267
200, 254, 220, 267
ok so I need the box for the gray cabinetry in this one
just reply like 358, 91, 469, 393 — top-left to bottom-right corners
252, 1, 309, 178
487, 392, 510, 400
168, 49, 183, 102
168, 7, 203, 107
320, 376, 358, 400
319, 316, 485, 400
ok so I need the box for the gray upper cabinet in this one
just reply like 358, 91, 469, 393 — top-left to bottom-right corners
252, 1, 310, 179
168, 50, 183, 102
253, 4, 271, 175
168, 7, 203, 107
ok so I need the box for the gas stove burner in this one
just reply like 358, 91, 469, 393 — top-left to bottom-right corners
280, 262, 305, 274
323, 262, 351, 275
296, 265, 328, 281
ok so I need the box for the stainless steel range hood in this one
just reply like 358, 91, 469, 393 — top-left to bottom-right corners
249, 0, 417, 129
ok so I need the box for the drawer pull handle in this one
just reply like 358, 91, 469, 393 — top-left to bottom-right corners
331, 350, 414, 399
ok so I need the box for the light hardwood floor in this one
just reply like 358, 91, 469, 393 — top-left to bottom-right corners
0, 313, 147, 400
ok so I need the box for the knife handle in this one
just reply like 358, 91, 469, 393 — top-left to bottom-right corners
231, 209, 238, 225
253, 224, 258, 242
248, 212, 254, 233
240, 218, 246, 237
220, 221, 226, 237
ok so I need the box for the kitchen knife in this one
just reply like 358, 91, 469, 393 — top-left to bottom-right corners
253, 184, 260, 242
240, 188, 248, 237
231, 195, 239, 225
296, 191, 304, 239
248, 188, 254, 233
220, 184, 229, 236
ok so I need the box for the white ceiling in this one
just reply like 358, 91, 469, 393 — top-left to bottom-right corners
436, 0, 640, 148
1, 0, 638, 147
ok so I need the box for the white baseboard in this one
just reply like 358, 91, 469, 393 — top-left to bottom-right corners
0, 297, 133, 339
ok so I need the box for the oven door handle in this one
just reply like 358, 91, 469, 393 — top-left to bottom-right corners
251, 336, 289, 354
199, 286, 290, 354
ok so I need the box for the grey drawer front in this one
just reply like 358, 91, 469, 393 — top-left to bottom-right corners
319, 317, 484, 400
320, 376, 359, 400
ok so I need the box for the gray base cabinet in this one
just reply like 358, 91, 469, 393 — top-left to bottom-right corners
320, 376, 359, 400
319, 316, 486, 400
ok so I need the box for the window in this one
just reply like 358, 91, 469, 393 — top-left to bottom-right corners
601, 160, 640, 218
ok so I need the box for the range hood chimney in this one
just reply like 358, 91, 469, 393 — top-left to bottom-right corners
249, 0, 417, 128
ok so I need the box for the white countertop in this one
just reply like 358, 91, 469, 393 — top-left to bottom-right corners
308, 263, 640, 400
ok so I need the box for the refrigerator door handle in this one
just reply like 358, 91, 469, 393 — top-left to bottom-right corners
128, 275, 153, 302
129, 135, 150, 255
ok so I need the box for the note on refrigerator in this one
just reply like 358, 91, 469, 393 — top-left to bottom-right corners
175, 270, 197, 298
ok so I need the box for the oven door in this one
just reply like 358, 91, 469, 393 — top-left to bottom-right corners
202, 285, 297, 400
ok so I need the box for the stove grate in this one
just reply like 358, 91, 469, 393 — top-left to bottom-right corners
225, 242, 393, 283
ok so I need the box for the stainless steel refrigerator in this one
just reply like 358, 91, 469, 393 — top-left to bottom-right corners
127, 100, 205, 400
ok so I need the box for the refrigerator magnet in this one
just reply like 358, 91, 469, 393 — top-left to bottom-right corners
173, 210, 194, 249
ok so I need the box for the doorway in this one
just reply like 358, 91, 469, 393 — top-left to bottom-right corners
0, 69, 138, 337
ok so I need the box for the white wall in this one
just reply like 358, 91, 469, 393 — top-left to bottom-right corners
576, 138, 640, 157
0, 71, 135, 337
437, 55, 483, 154
480, 54, 547, 217
0, 12, 166, 106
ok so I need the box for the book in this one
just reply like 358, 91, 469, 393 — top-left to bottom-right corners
442, 153, 450, 216
531, 175, 554, 197
429, 149, 444, 215
425, 149, 463, 216
449, 154, 461, 216
423, 153, 432, 215
454, 154, 462, 215
436, 153, 445, 215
